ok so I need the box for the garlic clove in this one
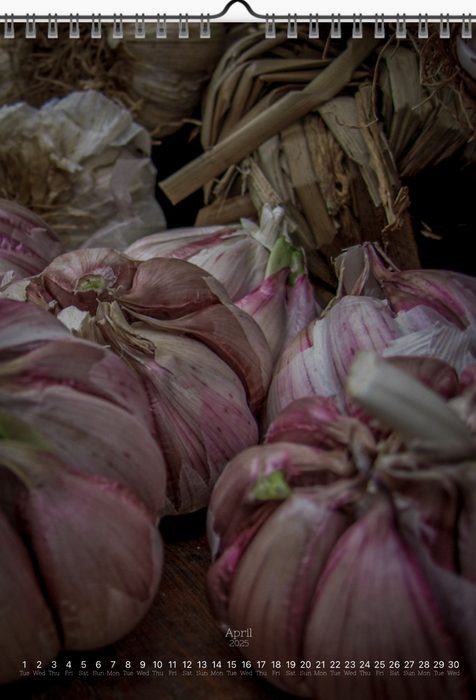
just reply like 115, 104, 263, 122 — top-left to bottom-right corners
455, 464, 476, 584
399, 488, 476, 688
187, 235, 269, 302
304, 495, 470, 700
210, 485, 356, 696
265, 296, 404, 427
378, 462, 461, 572
125, 225, 239, 261
0, 384, 166, 520
235, 268, 289, 364
0, 298, 72, 360
0, 338, 154, 430
42, 248, 136, 313
129, 300, 273, 414
0, 508, 61, 684
113, 257, 222, 320
0, 198, 65, 278
94, 305, 259, 515
0, 441, 163, 651
382, 355, 459, 400
207, 442, 356, 562
364, 242, 476, 330
283, 273, 320, 352
127, 227, 270, 304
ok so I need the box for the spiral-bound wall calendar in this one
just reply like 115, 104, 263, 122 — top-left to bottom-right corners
1, 1, 476, 699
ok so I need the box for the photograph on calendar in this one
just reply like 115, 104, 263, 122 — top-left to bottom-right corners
0, 6, 476, 699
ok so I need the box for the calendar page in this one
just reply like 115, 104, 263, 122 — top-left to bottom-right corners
1, 3, 475, 700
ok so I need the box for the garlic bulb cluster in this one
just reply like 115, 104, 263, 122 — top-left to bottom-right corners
266, 243, 476, 426
207, 353, 476, 699
0, 91, 166, 251
6, 249, 273, 515
0, 199, 64, 285
0, 299, 166, 683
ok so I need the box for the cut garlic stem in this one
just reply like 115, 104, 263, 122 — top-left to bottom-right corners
347, 351, 475, 449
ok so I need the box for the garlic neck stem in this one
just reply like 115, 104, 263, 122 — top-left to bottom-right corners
346, 352, 475, 450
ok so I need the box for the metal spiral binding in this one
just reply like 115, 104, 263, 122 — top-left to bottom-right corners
374, 15, 385, 39
48, 14, 58, 39
2, 1, 474, 42
157, 14, 167, 38
462, 15, 472, 38
265, 14, 275, 39
396, 15, 406, 38
91, 14, 101, 38
309, 16, 319, 39
112, 14, 123, 39
287, 15, 297, 39
440, 15, 451, 38
418, 15, 429, 39
178, 14, 189, 38
25, 14, 36, 38
352, 16, 363, 39
135, 15, 146, 38
69, 14, 80, 39
200, 15, 211, 38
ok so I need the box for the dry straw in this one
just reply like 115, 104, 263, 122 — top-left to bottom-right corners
160, 22, 475, 300
0, 22, 227, 139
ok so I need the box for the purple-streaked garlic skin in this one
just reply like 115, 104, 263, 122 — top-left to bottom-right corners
0, 508, 61, 684
339, 241, 476, 330
111, 327, 259, 515
236, 268, 289, 365
304, 494, 471, 700
0, 302, 167, 520
206, 358, 476, 699
265, 395, 377, 453
125, 224, 269, 303
265, 296, 404, 427
0, 299, 72, 359
0, 442, 163, 655
265, 289, 476, 429
0, 199, 65, 279
236, 270, 319, 366
41, 248, 136, 314
22, 248, 272, 514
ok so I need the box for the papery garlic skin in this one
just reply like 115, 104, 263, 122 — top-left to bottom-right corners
236, 270, 319, 366
0, 300, 167, 520
206, 361, 476, 700
0, 91, 166, 250
8, 249, 273, 514
92, 303, 259, 515
0, 508, 61, 684
0, 298, 72, 359
337, 242, 476, 330
265, 295, 476, 428
125, 204, 286, 302
0, 441, 163, 652
0, 199, 65, 279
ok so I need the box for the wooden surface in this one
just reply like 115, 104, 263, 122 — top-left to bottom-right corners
2, 510, 296, 700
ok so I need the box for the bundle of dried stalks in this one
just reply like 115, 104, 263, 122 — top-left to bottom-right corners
0, 22, 227, 139
378, 23, 476, 177
169, 25, 420, 300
